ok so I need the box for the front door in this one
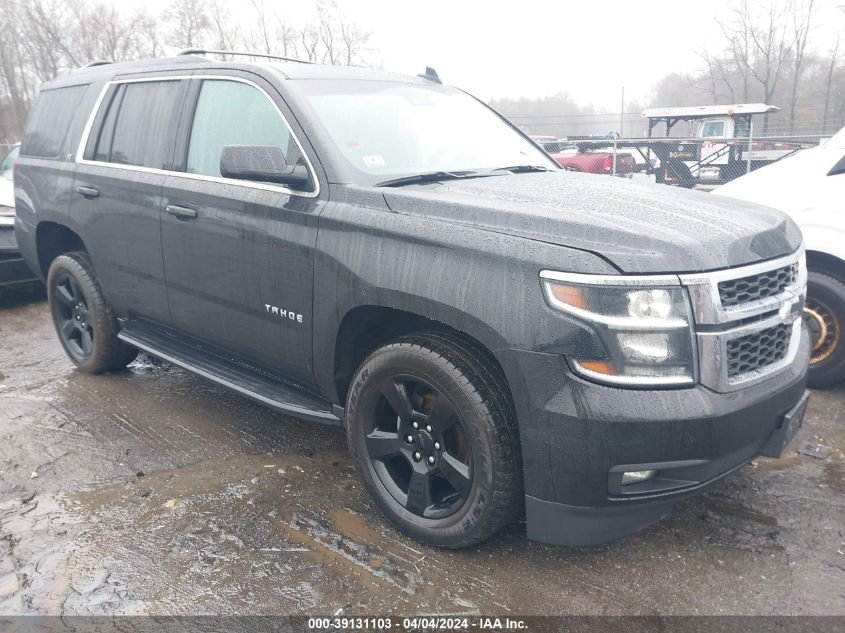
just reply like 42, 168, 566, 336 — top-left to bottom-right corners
160, 75, 322, 388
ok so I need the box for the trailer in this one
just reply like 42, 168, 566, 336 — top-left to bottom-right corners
561, 104, 811, 188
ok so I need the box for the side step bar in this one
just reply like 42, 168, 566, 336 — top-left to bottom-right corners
118, 324, 341, 426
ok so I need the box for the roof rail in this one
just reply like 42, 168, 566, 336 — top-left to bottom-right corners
176, 48, 312, 64
81, 60, 113, 69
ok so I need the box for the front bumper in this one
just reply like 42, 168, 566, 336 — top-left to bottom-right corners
497, 326, 810, 546
0, 224, 39, 288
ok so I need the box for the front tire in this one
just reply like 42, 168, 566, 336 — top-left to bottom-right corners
346, 332, 521, 548
804, 270, 845, 388
47, 252, 137, 373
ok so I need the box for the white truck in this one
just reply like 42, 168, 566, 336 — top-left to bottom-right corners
585, 104, 804, 188
715, 127, 845, 387
640, 103, 802, 187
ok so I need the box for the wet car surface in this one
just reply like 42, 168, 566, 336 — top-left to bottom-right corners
1, 289, 843, 616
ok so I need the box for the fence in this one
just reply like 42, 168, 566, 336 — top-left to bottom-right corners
534, 134, 828, 188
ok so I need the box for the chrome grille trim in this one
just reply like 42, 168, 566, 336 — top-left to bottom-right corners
680, 249, 807, 326
679, 246, 806, 392
718, 262, 798, 308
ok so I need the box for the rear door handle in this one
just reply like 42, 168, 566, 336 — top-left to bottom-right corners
165, 204, 198, 220
74, 185, 99, 198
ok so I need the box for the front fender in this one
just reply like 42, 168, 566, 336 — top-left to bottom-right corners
311, 188, 617, 404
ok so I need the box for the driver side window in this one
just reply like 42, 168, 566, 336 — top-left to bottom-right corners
187, 79, 302, 184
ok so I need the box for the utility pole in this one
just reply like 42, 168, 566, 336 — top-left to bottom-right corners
620, 86, 625, 137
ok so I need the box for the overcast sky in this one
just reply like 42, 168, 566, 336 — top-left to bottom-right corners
133, 0, 845, 109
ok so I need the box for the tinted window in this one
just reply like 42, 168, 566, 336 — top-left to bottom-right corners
186, 80, 296, 180
21, 85, 88, 158
108, 81, 182, 168
85, 84, 125, 163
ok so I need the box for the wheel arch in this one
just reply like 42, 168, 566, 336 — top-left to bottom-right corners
330, 303, 513, 410
806, 249, 845, 280
35, 221, 87, 277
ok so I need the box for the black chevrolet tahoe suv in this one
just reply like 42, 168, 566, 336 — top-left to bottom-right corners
14, 52, 810, 548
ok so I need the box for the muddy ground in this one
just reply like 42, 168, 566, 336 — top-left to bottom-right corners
0, 287, 843, 617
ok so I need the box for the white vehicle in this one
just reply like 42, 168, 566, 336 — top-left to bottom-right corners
0, 143, 18, 210
715, 128, 845, 387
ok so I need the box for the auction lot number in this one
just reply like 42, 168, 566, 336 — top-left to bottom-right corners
308, 616, 527, 631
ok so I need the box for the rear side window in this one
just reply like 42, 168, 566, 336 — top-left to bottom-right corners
86, 80, 182, 169
186, 80, 294, 179
21, 85, 88, 158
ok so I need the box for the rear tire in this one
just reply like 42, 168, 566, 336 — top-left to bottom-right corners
345, 332, 521, 548
47, 251, 137, 373
804, 269, 845, 388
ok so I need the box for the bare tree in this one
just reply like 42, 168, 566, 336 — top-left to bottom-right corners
314, 0, 371, 66
317, 0, 340, 64
788, 0, 815, 132
0, 0, 376, 141
299, 25, 320, 62
164, 0, 211, 49
339, 20, 371, 66
717, 0, 794, 132
698, 49, 721, 103
822, 38, 840, 134
717, 2, 752, 101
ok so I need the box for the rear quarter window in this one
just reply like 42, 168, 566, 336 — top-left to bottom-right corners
20, 85, 88, 158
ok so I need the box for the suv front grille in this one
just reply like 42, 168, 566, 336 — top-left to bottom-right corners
726, 323, 791, 378
718, 262, 798, 308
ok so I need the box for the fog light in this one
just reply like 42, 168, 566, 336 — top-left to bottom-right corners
621, 469, 657, 485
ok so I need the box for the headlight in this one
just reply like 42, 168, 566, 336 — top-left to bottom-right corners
540, 271, 697, 387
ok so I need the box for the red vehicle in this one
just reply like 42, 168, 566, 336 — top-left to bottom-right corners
531, 135, 634, 177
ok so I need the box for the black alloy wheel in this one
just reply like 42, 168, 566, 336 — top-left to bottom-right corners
47, 252, 138, 373
362, 374, 473, 519
346, 332, 521, 548
51, 271, 94, 362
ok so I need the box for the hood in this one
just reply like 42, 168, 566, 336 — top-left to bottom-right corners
382, 171, 802, 274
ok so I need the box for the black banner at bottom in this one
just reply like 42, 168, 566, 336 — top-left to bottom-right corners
0, 616, 844, 633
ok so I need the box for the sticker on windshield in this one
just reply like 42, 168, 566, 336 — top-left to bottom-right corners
363, 155, 386, 168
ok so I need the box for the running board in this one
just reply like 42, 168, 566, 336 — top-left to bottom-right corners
118, 324, 341, 426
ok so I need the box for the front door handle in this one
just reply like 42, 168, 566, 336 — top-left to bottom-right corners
165, 204, 198, 220
74, 185, 99, 198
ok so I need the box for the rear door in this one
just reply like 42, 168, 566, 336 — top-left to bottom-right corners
160, 73, 323, 387
71, 76, 189, 324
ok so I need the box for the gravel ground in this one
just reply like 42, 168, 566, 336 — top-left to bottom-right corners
0, 287, 843, 617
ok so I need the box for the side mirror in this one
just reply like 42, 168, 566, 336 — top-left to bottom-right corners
219, 145, 311, 189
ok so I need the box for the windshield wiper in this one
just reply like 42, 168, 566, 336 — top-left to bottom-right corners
490, 164, 552, 174
375, 170, 493, 187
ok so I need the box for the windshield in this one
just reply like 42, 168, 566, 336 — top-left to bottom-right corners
294, 80, 556, 185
